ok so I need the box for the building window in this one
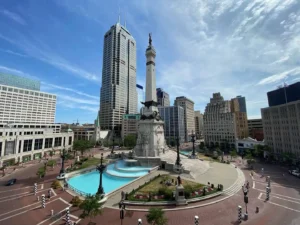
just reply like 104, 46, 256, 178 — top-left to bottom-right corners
68, 137, 72, 145
54, 137, 62, 147
45, 138, 53, 149
23, 140, 33, 152
34, 139, 43, 150
18, 140, 21, 153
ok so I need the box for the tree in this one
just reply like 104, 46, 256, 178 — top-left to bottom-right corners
47, 160, 56, 169
146, 208, 168, 225
230, 149, 238, 160
254, 144, 264, 158
73, 140, 94, 156
37, 167, 46, 178
79, 194, 103, 222
123, 134, 136, 148
199, 142, 204, 150
49, 150, 54, 159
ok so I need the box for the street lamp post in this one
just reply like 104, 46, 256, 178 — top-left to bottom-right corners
97, 153, 106, 195
176, 136, 181, 166
119, 200, 126, 225
111, 128, 115, 154
59, 147, 66, 176
191, 130, 196, 158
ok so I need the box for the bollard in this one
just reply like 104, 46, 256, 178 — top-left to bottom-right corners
37, 196, 40, 202
66, 207, 71, 225
238, 205, 242, 223
34, 183, 37, 195
256, 206, 259, 213
138, 218, 142, 225
194, 215, 199, 225
41, 194, 46, 208
51, 209, 54, 216
266, 187, 270, 201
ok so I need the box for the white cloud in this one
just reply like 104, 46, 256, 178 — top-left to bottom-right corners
0, 48, 28, 58
258, 67, 300, 85
57, 94, 98, 105
0, 33, 100, 81
1, 10, 26, 25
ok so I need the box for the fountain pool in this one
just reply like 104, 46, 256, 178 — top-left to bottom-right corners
67, 160, 153, 195
180, 150, 192, 156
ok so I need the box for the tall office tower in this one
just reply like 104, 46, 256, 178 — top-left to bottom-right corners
0, 73, 40, 91
99, 21, 137, 133
174, 96, 195, 142
203, 93, 236, 147
0, 76, 56, 124
194, 111, 204, 139
156, 88, 170, 106
136, 84, 144, 114
158, 106, 185, 144
261, 82, 300, 158
248, 119, 264, 141
231, 96, 249, 139
121, 114, 140, 139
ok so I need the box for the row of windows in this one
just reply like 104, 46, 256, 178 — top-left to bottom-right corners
0, 86, 56, 99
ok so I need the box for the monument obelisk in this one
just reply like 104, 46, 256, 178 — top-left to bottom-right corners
134, 34, 167, 166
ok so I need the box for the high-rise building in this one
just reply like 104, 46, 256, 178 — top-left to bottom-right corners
248, 119, 264, 141
203, 93, 236, 147
158, 106, 185, 144
194, 111, 204, 139
0, 84, 56, 124
231, 96, 248, 139
0, 73, 40, 91
267, 82, 300, 107
121, 114, 140, 139
262, 83, 300, 158
136, 84, 144, 114
0, 74, 73, 167
174, 96, 195, 141
99, 22, 137, 132
156, 88, 170, 107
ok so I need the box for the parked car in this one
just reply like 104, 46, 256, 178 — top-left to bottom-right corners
288, 169, 300, 177
5, 178, 17, 186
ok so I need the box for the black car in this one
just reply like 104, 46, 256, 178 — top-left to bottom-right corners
6, 178, 17, 186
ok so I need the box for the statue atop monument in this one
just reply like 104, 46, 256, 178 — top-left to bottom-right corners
149, 33, 152, 46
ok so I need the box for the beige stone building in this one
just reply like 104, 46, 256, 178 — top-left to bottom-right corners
121, 114, 140, 139
174, 96, 195, 142
231, 96, 249, 139
261, 101, 300, 158
194, 111, 204, 139
203, 93, 236, 147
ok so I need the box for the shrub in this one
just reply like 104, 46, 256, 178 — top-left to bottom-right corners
211, 184, 214, 189
70, 196, 82, 207
164, 189, 173, 200
184, 185, 193, 199
158, 187, 167, 196
203, 187, 206, 196
51, 180, 62, 189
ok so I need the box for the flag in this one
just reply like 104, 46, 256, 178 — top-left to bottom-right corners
136, 84, 143, 90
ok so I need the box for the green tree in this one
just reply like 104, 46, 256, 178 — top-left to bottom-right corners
254, 144, 264, 158
73, 140, 94, 156
49, 150, 54, 159
36, 167, 45, 178
124, 134, 137, 148
230, 149, 238, 160
146, 208, 168, 225
199, 142, 204, 150
79, 194, 103, 222
47, 160, 56, 169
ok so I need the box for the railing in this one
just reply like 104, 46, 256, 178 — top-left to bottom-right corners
67, 181, 89, 197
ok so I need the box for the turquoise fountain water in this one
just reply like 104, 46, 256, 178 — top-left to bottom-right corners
67, 160, 153, 195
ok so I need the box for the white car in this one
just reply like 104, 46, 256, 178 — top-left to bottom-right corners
291, 171, 300, 177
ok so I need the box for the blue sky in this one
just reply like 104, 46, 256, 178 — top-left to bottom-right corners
0, 0, 300, 123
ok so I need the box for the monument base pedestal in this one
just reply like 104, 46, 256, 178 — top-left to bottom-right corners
175, 185, 187, 205
173, 164, 183, 174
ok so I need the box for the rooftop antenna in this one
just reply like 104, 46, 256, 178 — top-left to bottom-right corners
118, 7, 121, 24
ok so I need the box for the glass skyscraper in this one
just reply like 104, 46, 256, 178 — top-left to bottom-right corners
0, 73, 40, 91
99, 22, 137, 132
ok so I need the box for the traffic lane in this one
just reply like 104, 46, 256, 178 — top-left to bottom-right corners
269, 195, 300, 212
0, 198, 69, 225
255, 182, 300, 198
0, 189, 50, 216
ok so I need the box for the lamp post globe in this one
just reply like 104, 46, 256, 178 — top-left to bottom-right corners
97, 153, 106, 195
